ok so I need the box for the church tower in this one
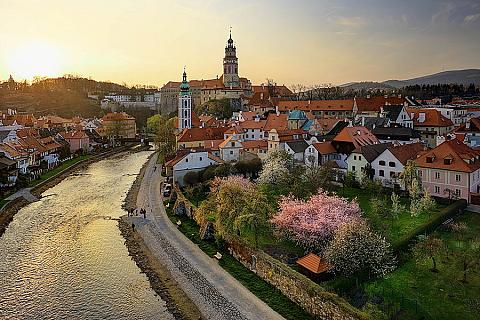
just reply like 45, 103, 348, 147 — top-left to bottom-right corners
223, 29, 240, 88
178, 67, 192, 130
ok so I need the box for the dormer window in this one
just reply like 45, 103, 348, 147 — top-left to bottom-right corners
444, 158, 452, 165
426, 156, 435, 163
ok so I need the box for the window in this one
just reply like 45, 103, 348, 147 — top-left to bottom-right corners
352, 166, 356, 171
389, 162, 396, 167
455, 174, 461, 182
379, 170, 384, 177
185, 158, 188, 163
418, 170, 423, 177
199, 157, 202, 161
435, 172, 441, 179
435, 186, 440, 193
359, 156, 362, 161
379, 160, 386, 166
230, 151, 233, 155
390, 171, 396, 178
354, 155, 357, 160
455, 189, 461, 197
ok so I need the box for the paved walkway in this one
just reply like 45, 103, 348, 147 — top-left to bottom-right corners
127, 157, 284, 320
5, 188, 38, 202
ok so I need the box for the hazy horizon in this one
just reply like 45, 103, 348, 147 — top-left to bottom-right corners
1, 0, 480, 87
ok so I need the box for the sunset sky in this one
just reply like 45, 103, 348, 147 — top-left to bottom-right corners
1, 0, 479, 87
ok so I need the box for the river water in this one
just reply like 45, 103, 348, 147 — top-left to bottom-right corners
0, 151, 172, 320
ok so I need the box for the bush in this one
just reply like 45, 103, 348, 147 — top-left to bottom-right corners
183, 171, 199, 186
393, 199, 467, 253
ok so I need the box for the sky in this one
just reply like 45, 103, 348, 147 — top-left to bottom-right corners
0, 0, 479, 87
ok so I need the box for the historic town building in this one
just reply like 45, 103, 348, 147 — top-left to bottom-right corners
160, 31, 252, 113
178, 68, 192, 130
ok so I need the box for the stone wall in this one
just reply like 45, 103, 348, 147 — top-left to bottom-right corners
172, 185, 195, 219
227, 240, 367, 320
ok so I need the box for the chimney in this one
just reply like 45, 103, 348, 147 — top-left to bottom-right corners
357, 129, 361, 136
384, 94, 388, 99
466, 122, 470, 129
308, 100, 311, 105
418, 113, 426, 123
260, 93, 264, 100
361, 116, 365, 126
366, 94, 371, 99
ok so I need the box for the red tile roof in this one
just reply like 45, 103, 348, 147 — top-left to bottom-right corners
177, 127, 228, 143
407, 108, 453, 127
241, 140, 268, 149
278, 99, 354, 112
296, 253, 331, 274
264, 113, 288, 131
312, 142, 337, 154
415, 139, 480, 173
333, 126, 379, 148
388, 142, 425, 165
355, 96, 406, 112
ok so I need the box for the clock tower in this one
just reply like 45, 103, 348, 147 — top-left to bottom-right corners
178, 67, 192, 130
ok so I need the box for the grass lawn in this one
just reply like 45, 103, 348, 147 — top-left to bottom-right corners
360, 211, 480, 320
28, 155, 89, 187
336, 187, 445, 245
164, 201, 315, 320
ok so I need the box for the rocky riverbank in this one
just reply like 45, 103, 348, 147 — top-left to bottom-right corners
119, 153, 203, 320
119, 218, 203, 320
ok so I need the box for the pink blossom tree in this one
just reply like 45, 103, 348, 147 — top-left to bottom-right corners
271, 190, 361, 250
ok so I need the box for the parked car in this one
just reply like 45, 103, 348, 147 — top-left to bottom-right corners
163, 183, 172, 197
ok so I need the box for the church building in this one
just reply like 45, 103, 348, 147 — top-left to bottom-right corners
160, 31, 252, 113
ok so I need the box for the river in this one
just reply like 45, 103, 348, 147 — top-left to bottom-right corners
0, 151, 172, 320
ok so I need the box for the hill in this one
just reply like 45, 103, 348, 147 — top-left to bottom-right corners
341, 69, 480, 90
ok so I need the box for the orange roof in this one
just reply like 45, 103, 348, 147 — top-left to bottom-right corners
238, 119, 266, 130
455, 117, 480, 133
264, 113, 288, 131
296, 253, 331, 274
388, 142, 425, 165
177, 127, 228, 143
278, 99, 354, 112
60, 131, 89, 140
241, 140, 268, 149
312, 142, 337, 154
415, 139, 480, 173
101, 112, 135, 121
333, 126, 379, 148
355, 96, 406, 112
203, 139, 224, 150
407, 108, 453, 127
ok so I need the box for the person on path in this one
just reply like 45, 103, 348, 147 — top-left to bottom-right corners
132, 223, 135, 232
153, 166, 157, 172
143, 209, 146, 219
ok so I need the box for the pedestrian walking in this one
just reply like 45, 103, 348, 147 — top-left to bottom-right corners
143, 209, 146, 219
153, 166, 157, 172
132, 223, 135, 232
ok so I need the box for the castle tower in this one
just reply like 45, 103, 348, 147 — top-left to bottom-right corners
178, 67, 192, 130
223, 29, 239, 88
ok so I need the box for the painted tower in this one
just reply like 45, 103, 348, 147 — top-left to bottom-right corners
223, 30, 239, 88
178, 67, 192, 130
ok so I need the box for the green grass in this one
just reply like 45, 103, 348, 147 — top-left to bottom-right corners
0, 198, 9, 208
336, 187, 445, 245
164, 201, 315, 320
360, 211, 480, 320
28, 155, 89, 187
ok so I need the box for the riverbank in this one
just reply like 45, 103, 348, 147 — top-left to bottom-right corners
120, 152, 203, 320
0, 145, 144, 238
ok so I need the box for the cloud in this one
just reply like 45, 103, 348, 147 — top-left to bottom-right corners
464, 13, 480, 24
336, 16, 366, 28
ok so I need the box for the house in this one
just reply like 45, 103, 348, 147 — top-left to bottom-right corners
101, 112, 137, 139
59, 131, 90, 153
0, 156, 19, 188
164, 150, 224, 186
415, 139, 480, 203
372, 142, 425, 188
267, 128, 308, 152
176, 127, 228, 149
304, 142, 340, 166
430, 105, 468, 127
381, 105, 414, 128
277, 99, 354, 118
346, 143, 391, 180
241, 140, 268, 160
331, 126, 379, 168
371, 126, 422, 145
219, 135, 243, 162
408, 108, 454, 148
238, 118, 267, 141
0, 143, 29, 174
284, 140, 309, 163
454, 117, 480, 148
355, 95, 407, 117
0, 130, 18, 143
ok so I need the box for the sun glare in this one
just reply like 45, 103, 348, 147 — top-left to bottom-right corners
8, 41, 64, 80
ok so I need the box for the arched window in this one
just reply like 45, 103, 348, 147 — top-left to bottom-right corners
184, 110, 187, 117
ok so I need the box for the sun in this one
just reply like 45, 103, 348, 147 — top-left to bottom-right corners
7, 41, 64, 80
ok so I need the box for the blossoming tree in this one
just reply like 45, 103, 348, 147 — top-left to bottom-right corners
270, 190, 361, 250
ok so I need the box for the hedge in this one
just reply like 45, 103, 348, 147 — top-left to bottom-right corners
393, 199, 467, 253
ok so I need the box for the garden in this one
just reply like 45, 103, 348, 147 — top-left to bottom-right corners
174, 150, 478, 319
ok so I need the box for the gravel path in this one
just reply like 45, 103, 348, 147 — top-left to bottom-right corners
127, 157, 284, 320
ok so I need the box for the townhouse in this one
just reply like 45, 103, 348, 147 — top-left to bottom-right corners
408, 108, 454, 148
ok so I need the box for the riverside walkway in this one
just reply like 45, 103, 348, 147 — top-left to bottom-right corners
127, 156, 284, 320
